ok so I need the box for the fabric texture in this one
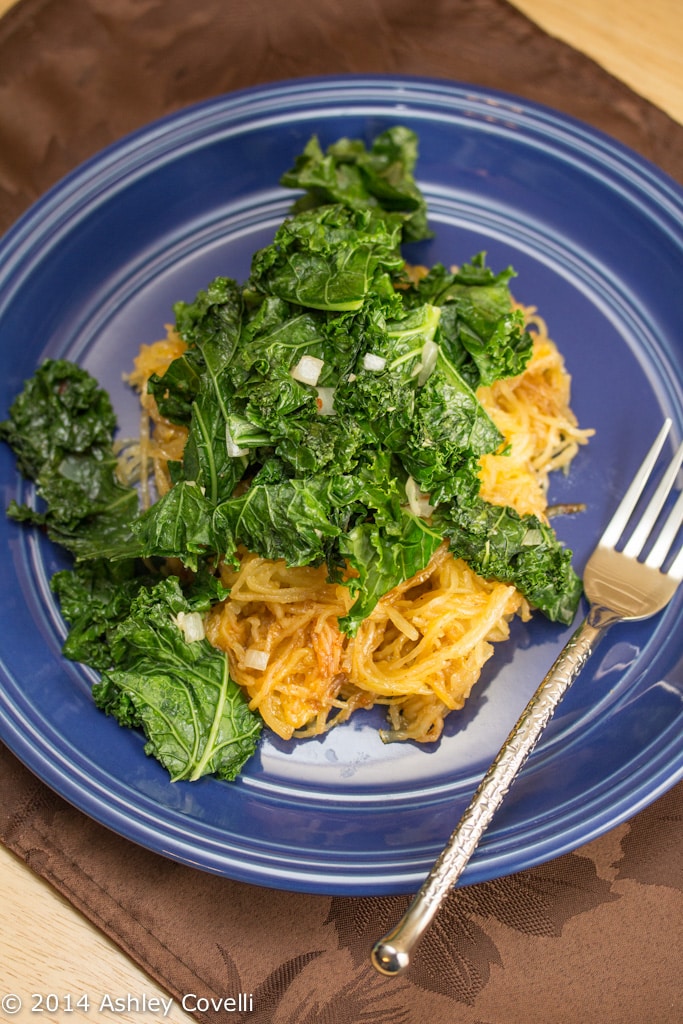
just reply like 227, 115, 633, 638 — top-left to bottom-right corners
1, 1, 682, 1022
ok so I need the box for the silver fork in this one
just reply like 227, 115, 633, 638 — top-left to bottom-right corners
371, 418, 683, 977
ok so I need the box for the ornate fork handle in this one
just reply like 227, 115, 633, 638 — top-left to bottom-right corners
371, 606, 616, 976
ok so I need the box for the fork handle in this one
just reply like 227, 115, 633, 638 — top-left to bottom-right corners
371, 610, 613, 976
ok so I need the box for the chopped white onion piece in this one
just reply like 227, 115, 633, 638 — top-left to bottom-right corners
174, 611, 205, 644
363, 352, 387, 371
405, 475, 434, 518
244, 648, 270, 671
291, 355, 324, 386
225, 424, 249, 458
315, 386, 336, 416
416, 339, 440, 386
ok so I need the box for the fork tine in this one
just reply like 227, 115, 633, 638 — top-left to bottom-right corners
668, 537, 683, 581
623, 437, 683, 558
600, 418, 672, 549
643, 471, 683, 569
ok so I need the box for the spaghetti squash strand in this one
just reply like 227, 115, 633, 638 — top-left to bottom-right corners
204, 545, 527, 742
478, 311, 593, 519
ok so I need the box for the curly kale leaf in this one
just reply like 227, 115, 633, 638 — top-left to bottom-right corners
280, 126, 432, 242
0, 359, 139, 559
1, 356, 262, 783
149, 277, 248, 504
433, 480, 582, 625
51, 558, 153, 671
334, 304, 503, 502
339, 513, 443, 634
92, 577, 261, 782
248, 204, 405, 312
405, 254, 534, 388
147, 276, 243, 424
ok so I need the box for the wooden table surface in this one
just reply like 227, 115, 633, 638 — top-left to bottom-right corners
0, 1, 681, 1021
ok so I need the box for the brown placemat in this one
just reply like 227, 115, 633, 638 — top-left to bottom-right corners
2, 745, 682, 1024
1, 2, 682, 1022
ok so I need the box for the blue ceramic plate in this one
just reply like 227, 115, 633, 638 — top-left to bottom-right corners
1, 77, 682, 895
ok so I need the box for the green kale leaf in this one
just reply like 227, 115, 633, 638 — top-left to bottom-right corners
433, 481, 582, 624
280, 126, 432, 242
248, 204, 405, 312
148, 276, 243, 425
0, 359, 139, 559
130, 480, 223, 571
92, 577, 261, 782
339, 512, 443, 634
405, 254, 533, 388
1, 357, 262, 784
51, 558, 153, 671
